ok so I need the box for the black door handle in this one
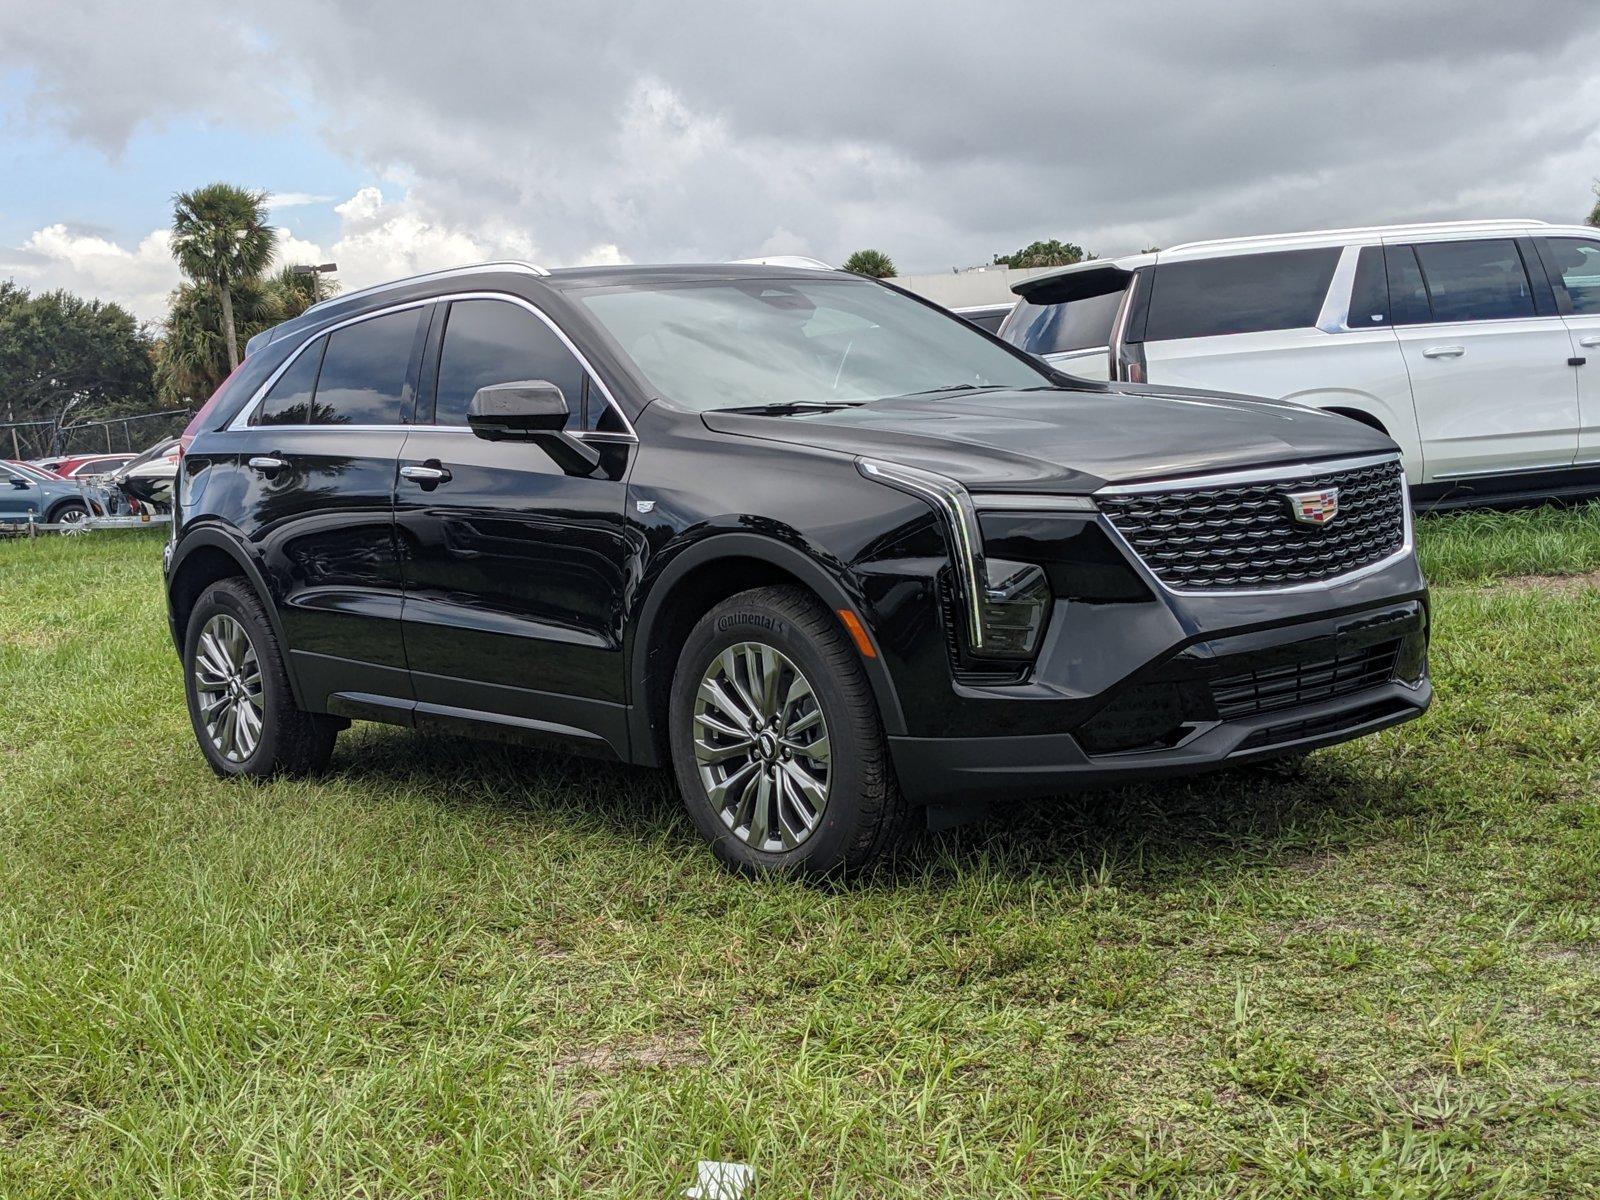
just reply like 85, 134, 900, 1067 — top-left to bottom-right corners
1569, 356, 1587, 367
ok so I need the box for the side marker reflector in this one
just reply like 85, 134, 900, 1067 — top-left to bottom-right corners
836, 608, 878, 659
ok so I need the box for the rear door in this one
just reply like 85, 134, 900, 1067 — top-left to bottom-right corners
1385, 236, 1577, 480
393, 295, 635, 755
1534, 234, 1600, 465
233, 303, 428, 706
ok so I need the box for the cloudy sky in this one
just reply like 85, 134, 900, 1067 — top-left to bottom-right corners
3, 1, 1599, 322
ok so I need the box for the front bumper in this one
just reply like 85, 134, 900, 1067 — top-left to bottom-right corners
886, 595, 1430, 805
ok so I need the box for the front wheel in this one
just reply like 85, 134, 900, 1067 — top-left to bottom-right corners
183, 578, 338, 778
669, 586, 909, 876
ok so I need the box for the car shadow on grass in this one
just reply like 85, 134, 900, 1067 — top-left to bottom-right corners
326, 725, 1424, 889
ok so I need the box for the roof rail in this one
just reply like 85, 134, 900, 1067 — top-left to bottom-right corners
1166, 218, 1549, 254
727, 255, 834, 270
302, 259, 552, 316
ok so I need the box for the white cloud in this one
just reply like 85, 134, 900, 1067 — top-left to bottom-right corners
267, 192, 335, 209
6, 225, 179, 321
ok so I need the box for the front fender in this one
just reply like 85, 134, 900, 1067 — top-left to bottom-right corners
625, 529, 911, 763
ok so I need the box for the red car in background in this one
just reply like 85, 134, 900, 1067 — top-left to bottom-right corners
33, 453, 137, 479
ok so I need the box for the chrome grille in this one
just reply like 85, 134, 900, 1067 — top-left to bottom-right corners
1098, 458, 1406, 591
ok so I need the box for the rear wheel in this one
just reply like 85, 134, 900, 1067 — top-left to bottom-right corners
183, 578, 338, 778
669, 586, 909, 876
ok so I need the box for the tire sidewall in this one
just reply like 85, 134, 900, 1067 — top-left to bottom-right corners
670, 594, 875, 875
48, 500, 87, 526
183, 583, 283, 778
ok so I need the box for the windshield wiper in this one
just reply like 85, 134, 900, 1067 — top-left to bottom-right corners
716, 400, 867, 415
886, 383, 1004, 400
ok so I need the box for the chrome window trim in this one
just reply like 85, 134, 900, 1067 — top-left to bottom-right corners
227, 292, 638, 441
1096, 452, 1400, 495
1096, 454, 1414, 597
301, 260, 550, 317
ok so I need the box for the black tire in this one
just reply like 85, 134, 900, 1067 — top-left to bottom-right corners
182, 578, 338, 779
47, 500, 88, 529
669, 585, 910, 876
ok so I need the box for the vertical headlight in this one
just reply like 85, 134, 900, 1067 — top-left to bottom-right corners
858, 457, 1062, 660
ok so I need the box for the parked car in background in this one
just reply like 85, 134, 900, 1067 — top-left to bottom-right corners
107, 438, 179, 510
1, 460, 109, 526
35, 453, 138, 479
1000, 219, 1600, 508
951, 302, 1014, 333
167, 260, 1428, 875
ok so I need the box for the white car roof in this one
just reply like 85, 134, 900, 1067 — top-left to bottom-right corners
1014, 219, 1597, 297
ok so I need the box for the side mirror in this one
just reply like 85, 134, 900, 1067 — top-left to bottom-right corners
467, 380, 570, 438
466, 379, 601, 474
8, 476, 28, 489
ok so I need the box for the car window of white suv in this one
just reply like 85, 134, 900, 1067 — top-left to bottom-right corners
1536, 237, 1600, 316
1411, 239, 1536, 323
1144, 248, 1341, 341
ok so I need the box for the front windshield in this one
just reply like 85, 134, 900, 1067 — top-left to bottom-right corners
579, 276, 1049, 411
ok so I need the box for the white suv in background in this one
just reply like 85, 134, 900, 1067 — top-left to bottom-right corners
998, 220, 1600, 507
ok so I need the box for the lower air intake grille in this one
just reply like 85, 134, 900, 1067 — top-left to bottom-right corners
1099, 458, 1406, 591
1208, 639, 1401, 721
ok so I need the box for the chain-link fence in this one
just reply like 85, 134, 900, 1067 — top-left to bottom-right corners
0, 409, 194, 462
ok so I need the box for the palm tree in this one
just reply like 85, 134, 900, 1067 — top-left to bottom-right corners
170, 184, 277, 371
842, 249, 896, 278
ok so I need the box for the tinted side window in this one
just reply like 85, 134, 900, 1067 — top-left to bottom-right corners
1412, 239, 1535, 322
255, 339, 326, 426
1347, 246, 1389, 327
1537, 237, 1600, 315
312, 310, 422, 425
1001, 290, 1122, 355
1384, 245, 1431, 325
1144, 249, 1339, 341
433, 299, 595, 428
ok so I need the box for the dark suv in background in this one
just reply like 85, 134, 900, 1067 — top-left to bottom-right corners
166, 261, 1430, 874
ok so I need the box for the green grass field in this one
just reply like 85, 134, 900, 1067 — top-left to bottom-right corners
2, 511, 1598, 1198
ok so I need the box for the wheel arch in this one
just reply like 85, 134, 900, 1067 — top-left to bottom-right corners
43, 496, 89, 523
626, 533, 907, 767
167, 529, 307, 707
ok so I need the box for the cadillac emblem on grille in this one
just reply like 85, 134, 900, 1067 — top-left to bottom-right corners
1285, 487, 1340, 525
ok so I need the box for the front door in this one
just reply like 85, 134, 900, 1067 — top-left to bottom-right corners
234, 302, 429, 706
1385, 236, 1578, 481
0, 465, 42, 521
393, 296, 635, 755
1535, 234, 1600, 465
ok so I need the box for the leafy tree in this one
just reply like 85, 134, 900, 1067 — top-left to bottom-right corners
993, 239, 1094, 269
170, 183, 277, 371
1588, 181, 1599, 228
272, 264, 337, 319
842, 249, 896, 278
155, 277, 285, 406
0, 283, 155, 427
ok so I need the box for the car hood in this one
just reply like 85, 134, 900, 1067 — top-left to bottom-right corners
698, 385, 1398, 493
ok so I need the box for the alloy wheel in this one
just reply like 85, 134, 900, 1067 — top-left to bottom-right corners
192, 613, 265, 764
692, 641, 831, 852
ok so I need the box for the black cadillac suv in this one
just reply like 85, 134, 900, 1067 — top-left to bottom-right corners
165, 261, 1430, 874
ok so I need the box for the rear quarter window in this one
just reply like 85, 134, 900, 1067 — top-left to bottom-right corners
1144, 248, 1341, 341
1001, 290, 1122, 356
